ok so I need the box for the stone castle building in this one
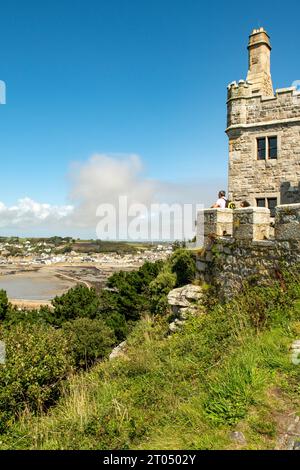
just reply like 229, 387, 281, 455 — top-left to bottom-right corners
227, 28, 300, 216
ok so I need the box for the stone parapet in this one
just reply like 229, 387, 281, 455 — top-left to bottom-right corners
227, 86, 300, 129
199, 208, 233, 242
233, 207, 270, 241
227, 80, 252, 101
196, 203, 300, 245
275, 203, 300, 240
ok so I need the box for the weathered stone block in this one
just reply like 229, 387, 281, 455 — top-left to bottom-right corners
197, 209, 233, 243
196, 260, 207, 272
275, 203, 300, 240
196, 210, 204, 247
233, 207, 270, 240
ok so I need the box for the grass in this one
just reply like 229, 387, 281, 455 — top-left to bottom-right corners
1, 276, 300, 450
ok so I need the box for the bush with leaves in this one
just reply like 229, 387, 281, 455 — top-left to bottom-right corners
0, 323, 73, 432
106, 261, 164, 321
170, 249, 196, 287
0, 290, 9, 321
62, 318, 116, 368
51, 285, 100, 325
102, 311, 129, 342
149, 268, 177, 314
3, 305, 55, 327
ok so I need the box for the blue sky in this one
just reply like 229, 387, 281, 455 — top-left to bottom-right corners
0, 0, 299, 236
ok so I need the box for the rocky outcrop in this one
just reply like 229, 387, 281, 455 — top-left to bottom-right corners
168, 284, 203, 315
291, 339, 300, 365
109, 341, 127, 361
167, 284, 204, 333
275, 414, 300, 450
229, 431, 247, 446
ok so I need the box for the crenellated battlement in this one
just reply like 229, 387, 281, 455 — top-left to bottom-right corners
227, 80, 253, 101
196, 203, 300, 245
226, 27, 300, 133
227, 82, 300, 103
227, 86, 300, 129
196, 204, 300, 298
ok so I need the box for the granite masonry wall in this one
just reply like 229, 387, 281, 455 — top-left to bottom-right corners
196, 204, 300, 298
226, 28, 300, 206
227, 86, 300, 206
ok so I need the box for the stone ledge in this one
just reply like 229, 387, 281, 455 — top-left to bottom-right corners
227, 86, 300, 104
276, 203, 300, 211
251, 240, 276, 247
226, 116, 300, 132
276, 86, 297, 94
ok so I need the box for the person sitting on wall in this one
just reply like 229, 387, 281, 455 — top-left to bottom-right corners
211, 190, 227, 209
240, 200, 251, 208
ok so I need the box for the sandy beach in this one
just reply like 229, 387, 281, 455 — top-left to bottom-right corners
0, 265, 87, 304
0, 262, 140, 307
10, 299, 53, 309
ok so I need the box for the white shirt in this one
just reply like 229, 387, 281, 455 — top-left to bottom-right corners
216, 197, 226, 209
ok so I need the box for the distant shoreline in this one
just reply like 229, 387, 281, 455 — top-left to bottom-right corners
10, 299, 53, 309
0, 263, 139, 309
0, 251, 169, 308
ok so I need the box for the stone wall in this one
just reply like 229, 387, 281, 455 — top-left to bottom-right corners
280, 182, 300, 205
227, 87, 300, 205
227, 85, 300, 127
226, 28, 300, 206
196, 205, 300, 298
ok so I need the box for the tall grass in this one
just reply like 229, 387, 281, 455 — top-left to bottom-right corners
2, 274, 300, 450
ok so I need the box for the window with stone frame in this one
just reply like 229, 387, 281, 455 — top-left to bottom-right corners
256, 197, 277, 217
256, 136, 277, 160
267, 197, 277, 217
256, 198, 266, 208
268, 137, 278, 159
257, 138, 266, 160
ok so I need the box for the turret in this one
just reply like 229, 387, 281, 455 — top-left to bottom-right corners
246, 28, 274, 96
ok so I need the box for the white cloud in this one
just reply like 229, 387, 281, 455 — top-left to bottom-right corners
0, 154, 226, 239
0, 197, 73, 229
68, 154, 158, 227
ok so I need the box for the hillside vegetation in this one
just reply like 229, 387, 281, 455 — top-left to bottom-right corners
1, 266, 300, 450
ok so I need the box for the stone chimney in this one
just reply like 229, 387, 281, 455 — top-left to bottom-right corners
246, 27, 274, 96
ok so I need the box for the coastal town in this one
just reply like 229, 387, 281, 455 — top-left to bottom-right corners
0, 237, 173, 267
0, 237, 175, 306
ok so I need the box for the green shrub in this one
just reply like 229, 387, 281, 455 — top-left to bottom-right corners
231, 282, 299, 331
106, 261, 164, 321
149, 268, 177, 314
95, 291, 130, 340
102, 311, 129, 342
0, 323, 73, 432
52, 285, 100, 325
62, 318, 116, 368
3, 305, 55, 326
0, 290, 9, 321
170, 249, 196, 287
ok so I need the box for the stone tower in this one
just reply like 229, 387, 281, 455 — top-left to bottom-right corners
246, 28, 273, 97
226, 28, 300, 215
